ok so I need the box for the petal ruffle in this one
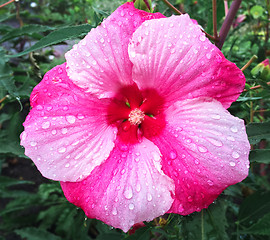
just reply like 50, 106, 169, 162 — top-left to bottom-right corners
143, 98, 250, 215
128, 14, 245, 109
20, 64, 117, 182
61, 137, 174, 232
66, 2, 164, 98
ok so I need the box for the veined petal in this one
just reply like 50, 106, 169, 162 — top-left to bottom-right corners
20, 64, 117, 182
144, 98, 250, 215
61, 137, 174, 232
128, 14, 245, 109
65, 2, 164, 98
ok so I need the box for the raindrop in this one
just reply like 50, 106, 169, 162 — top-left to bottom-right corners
230, 162, 236, 167
207, 180, 214, 186
129, 203, 135, 210
169, 150, 177, 160
178, 204, 184, 212
227, 136, 235, 141
30, 141, 37, 147
51, 130, 57, 135
198, 146, 207, 153
199, 35, 206, 41
120, 144, 128, 152
36, 105, 43, 110
194, 159, 200, 165
63, 106, 69, 111
66, 115, 76, 124
100, 38, 105, 43
187, 196, 193, 202
65, 163, 70, 168
112, 207, 117, 215
147, 193, 153, 202
232, 151, 240, 159
42, 121, 50, 129
152, 151, 160, 162
211, 114, 221, 120
77, 114, 85, 120
230, 126, 238, 133
136, 183, 141, 192
62, 128, 68, 134
207, 137, 223, 147
169, 23, 174, 27
206, 53, 211, 59
58, 147, 66, 153
124, 186, 133, 199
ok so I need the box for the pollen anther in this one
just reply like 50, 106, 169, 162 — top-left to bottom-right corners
128, 108, 145, 125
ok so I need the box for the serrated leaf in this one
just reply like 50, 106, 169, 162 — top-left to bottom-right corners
238, 191, 270, 225
15, 227, 62, 240
0, 24, 56, 43
249, 149, 270, 163
246, 122, 270, 144
240, 212, 270, 235
8, 24, 93, 58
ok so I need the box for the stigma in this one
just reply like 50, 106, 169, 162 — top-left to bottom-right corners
128, 108, 145, 125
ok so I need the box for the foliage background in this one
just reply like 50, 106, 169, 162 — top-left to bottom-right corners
0, 0, 270, 239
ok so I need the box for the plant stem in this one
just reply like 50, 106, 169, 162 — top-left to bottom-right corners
161, 0, 182, 15
0, 0, 15, 8
244, 81, 270, 91
216, 0, 242, 49
213, 0, 218, 40
241, 55, 258, 71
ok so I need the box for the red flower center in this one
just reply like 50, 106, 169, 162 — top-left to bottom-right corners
107, 84, 166, 143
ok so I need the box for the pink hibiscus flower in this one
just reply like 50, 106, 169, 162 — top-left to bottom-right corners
20, 2, 250, 232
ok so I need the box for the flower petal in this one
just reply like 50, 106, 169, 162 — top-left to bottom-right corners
143, 98, 250, 215
20, 64, 117, 182
128, 14, 245, 109
65, 2, 164, 98
61, 137, 174, 232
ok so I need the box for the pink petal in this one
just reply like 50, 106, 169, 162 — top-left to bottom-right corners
128, 14, 245, 109
20, 64, 117, 182
144, 98, 250, 215
65, 2, 164, 98
61, 137, 174, 232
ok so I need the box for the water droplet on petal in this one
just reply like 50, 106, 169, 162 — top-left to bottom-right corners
207, 180, 214, 186
21, 132, 27, 140
51, 130, 57, 135
77, 114, 85, 120
129, 203, 135, 210
169, 150, 177, 160
30, 141, 37, 147
124, 186, 133, 199
62, 128, 68, 134
211, 114, 221, 120
136, 183, 141, 192
42, 121, 50, 129
187, 196, 193, 202
232, 151, 240, 159
207, 137, 223, 147
198, 146, 208, 153
147, 193, 152, 202
230, 162, 236, 167
230, 126, 238, 133
227, 136, 235, 141
65, 163, 70, 168
199, 35, 206, 41
112, 207, 117, 215
66, 115, 76, 124
178, 204, 184, 212
206, 53, 211, 59
58, 147, 66, 153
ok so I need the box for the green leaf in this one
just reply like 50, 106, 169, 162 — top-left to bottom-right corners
240, 212, 270, 235
0, 24, 56, 43
250, 5, 264, 19
8, 24, 93, 58
15, 227, 62, 240
246, 122, 270, 144
249, 149, 270, 163
0, 176, 33, 188
96, 233, 125, 240
238, 191, 270, 225
0, 47, 18, 97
